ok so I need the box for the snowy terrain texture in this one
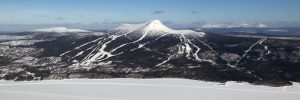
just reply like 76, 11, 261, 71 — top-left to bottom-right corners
0, 79, 300, 100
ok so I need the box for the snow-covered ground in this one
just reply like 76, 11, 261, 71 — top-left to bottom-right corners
0, 40, 45, 46
0, 78, 299, 100
0, 35, 31, 41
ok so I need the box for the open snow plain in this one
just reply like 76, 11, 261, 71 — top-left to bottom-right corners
0, 78, 300, 100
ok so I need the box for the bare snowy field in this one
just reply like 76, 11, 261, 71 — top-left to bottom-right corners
0, 79, 300, 100
0, 35, 31, 41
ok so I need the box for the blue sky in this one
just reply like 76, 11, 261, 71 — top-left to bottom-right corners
0, 0, 300, 31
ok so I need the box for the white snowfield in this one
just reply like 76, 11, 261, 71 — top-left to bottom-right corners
32, 27, 90, 33
0, 35, 31, 41
0, 78, 300, 100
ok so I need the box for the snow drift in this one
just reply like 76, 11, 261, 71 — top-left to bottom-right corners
0, 79, 299, 100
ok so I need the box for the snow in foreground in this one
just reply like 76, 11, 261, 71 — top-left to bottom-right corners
0, 78, 300, 100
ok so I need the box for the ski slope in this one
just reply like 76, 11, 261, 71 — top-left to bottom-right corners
0, 78, 299, 100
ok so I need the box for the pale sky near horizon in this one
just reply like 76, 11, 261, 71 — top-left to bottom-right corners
0, 0, 300, 31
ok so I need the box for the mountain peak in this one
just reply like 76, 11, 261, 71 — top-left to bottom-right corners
148, 20, 162, 24
142, 20, 173, 32
256, 22, 268, 28
112, 20, 205, 36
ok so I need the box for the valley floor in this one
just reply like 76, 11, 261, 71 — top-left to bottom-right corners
0, 78, 300, 100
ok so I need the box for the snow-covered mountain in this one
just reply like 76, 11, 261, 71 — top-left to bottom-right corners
200, 23, 250, 29
1, 20, 300, 86
112, 20, 204, 35
200, 22, 268, 29
201, 24, 226, 29
61, 20, 207, 66
32, 27, 90, 33
112, 20, 173, 33
256, 22, 268, 28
